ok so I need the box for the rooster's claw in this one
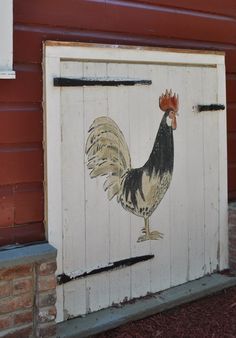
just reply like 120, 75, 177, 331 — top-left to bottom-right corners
137, 230, 164, 242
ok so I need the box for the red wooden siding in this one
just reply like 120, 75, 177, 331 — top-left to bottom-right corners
0, 0, 235, 246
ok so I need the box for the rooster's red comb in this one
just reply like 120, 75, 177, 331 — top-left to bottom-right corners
159, 89, 179, 112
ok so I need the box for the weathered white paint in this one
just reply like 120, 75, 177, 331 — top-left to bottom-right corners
83, 61, 111, 314
45, 42, 224, 66
60, 62, 87, 318
44, 42, 227, 322
202, 67, 219, 274
0, 0, 15, 79
43, 53, 64, 322
168, 65, 188, 287
106, 63, 132, 305
217, 64, 228, 270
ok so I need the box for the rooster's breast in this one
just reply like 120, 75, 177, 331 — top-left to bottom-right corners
118, 169, 172, 219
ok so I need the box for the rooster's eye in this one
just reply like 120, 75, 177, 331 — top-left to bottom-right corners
168, 111, 175, 119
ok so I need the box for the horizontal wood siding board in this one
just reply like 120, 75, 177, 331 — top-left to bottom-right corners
228, 133, 236, 163
0, 183, 44, 227
0, 102, 41, 112
225, 78, 235, 205
0, 148, 43, 185
14, 189, 44, 224
132, 0, 236, 17
14, 1, 236, 45
0, 109, 42, 143
229, 191, 236, 200
0, 65, 42, 103
226, 75, 236, 104
0, 222, 45, 246
0, 187, 14, 228
225, 50, 236, 74
14, 182, 43, 192
229, 165, 236, 191
14, 25, 236, 73
14, 182, 44, 225
15, 0, 236, 20
227, 105, 236, 132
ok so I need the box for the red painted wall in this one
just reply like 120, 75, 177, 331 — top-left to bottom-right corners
0, 0, 235, 245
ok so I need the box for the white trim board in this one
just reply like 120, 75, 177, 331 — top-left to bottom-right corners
0, 0, 15, 79
45, 41, 224, 66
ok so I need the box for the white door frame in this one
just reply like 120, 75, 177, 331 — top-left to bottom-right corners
43, 41, 227, 322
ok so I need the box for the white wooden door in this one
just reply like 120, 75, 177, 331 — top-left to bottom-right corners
44, 43, 228, 322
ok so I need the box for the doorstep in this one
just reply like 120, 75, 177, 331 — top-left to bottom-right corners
57, 273, 236, 338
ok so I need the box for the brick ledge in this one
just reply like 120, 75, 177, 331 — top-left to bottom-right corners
0, 243, 57, 268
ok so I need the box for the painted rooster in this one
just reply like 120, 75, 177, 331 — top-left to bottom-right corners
85, 90, 179, 242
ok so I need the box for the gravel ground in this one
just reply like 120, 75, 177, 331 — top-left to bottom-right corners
94, 286, 236, 338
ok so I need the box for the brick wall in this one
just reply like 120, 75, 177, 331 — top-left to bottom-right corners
229, 202, 236, 274
0, 245, 57, 338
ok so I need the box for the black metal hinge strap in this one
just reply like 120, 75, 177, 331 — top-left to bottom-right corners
54, 77, 152, 87
57, 254, 154, 285
197, 104, 225, 112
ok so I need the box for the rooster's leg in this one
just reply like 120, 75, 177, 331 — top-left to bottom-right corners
138, 218, 164, 242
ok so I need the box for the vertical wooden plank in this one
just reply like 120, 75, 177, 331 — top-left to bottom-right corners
201, 67, 219, 274
128, 63, 152, 298
217, 63, 228, 270
83, 61, 110, 313
149, 65, 171, 293
168, 65, 189, 287
185, 67, 205, 281
43, 55, 64, 322
106, 62, 132, 305
60, 61, 87, 317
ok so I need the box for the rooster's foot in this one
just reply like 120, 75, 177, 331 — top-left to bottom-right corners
149, 230, 164, 240
137, 230, 164, 242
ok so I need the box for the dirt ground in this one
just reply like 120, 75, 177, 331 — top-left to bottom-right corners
94, 286, 236, 338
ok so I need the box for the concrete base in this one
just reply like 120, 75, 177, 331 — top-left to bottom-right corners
57, 273, 236, 338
